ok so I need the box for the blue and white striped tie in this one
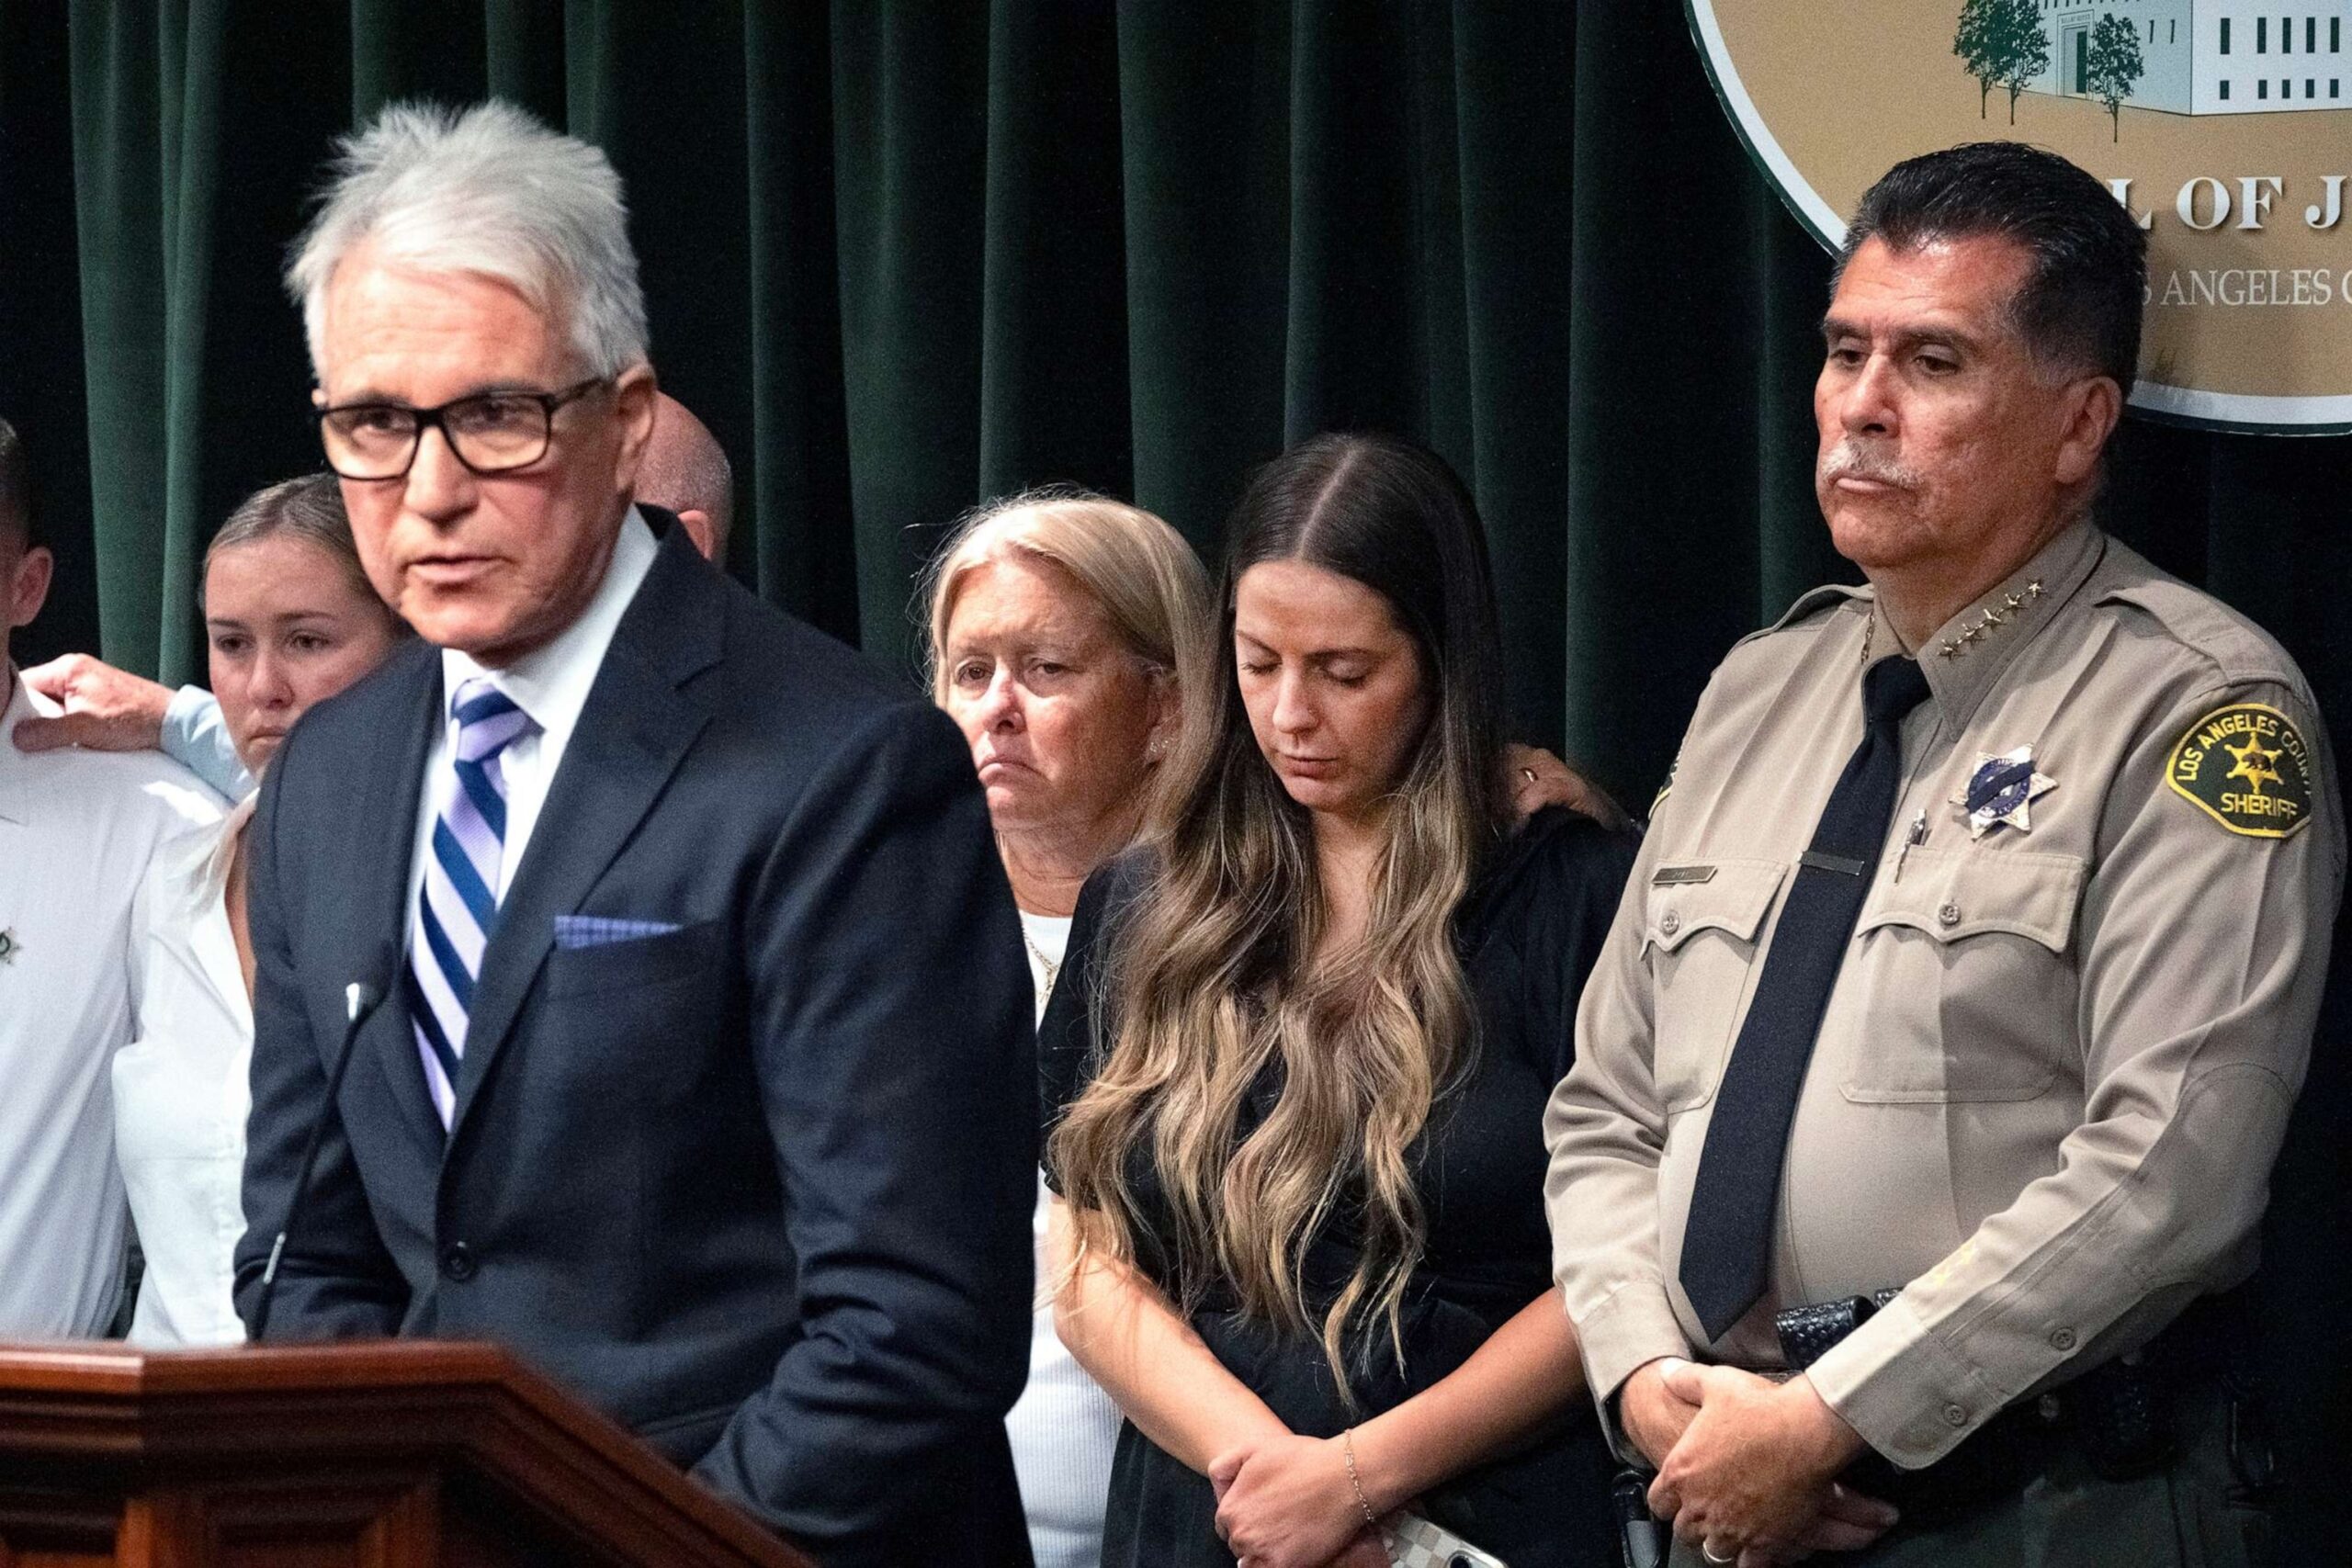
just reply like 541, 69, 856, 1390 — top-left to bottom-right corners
410, 677, 537, 1128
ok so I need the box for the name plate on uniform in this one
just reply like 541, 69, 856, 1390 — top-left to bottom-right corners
1652, 864, 1718, 886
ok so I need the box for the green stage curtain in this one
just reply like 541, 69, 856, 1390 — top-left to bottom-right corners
1, 0, 2346, 1540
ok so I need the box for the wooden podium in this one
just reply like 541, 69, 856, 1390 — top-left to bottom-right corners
0, 1341, 813, 1567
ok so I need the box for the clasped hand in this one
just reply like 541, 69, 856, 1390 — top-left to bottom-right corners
1207, 1433, 1390, 1568
1627, 1359, 1899, 1567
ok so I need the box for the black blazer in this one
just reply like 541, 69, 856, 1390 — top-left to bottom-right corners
234, 515, 1038, 1568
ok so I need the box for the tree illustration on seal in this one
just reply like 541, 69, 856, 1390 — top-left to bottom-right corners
2085, 13, 2146, 141
1953, 0, 2051, 124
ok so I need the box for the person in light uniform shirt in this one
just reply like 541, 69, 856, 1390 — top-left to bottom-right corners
0, 415, 222, 1337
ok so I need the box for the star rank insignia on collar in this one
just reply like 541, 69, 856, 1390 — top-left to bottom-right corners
0, 929, 18, 965
1937, 581, 2043, 660
1952, 747, 2057, 838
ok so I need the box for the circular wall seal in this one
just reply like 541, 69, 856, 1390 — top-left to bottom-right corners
1688, 0, 2352, 434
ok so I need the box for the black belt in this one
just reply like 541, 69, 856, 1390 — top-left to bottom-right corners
1610, 1292, 2273, 1566
1775, 1287, 2251, 1519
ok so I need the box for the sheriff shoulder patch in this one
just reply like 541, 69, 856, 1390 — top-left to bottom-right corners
2165, 702, 2316, 840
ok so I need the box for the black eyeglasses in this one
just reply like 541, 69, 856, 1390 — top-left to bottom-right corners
314, 378, 610, 480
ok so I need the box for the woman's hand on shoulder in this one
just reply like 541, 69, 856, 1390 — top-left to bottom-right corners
1208, 1432, 1371, 1568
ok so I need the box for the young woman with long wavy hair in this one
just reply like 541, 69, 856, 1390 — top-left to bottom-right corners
1041, 433, 1636, 1568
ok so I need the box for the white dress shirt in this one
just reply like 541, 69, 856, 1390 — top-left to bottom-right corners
115, 798, 254, 1345
1005, 908, 1122, 1568
404, 509, 660, 932
0, 671, 222, 1337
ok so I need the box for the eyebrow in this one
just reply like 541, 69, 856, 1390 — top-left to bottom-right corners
1819, 316, 1988, 357
205, 609, 342, 629
325, 379, 546, 408
948, 621, 1088, 652
1235, 629, 1382, 661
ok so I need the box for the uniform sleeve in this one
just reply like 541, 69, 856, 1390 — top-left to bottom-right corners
1807, 676, 2345, 1468
1543, 791, 1698, 1450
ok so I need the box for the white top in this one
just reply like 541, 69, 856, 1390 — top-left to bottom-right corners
0, 671, 222, 1337
1018, 909, 1072, 1030
405, 509, 659, 931
116, 799, 255, 1345
1004, 907, 1122, 1568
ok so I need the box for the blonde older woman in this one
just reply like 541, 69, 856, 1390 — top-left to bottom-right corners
924, 489, 1213, 1568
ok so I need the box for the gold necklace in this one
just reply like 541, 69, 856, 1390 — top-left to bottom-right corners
1021, 921, 1061, 1003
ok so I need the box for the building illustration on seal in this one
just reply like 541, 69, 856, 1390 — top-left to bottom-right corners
1959, 0, 2348, 117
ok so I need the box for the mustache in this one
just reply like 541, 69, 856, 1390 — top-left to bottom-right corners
1819, 440, 1924, 490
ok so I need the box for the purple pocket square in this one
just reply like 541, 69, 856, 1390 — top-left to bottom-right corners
553, 915, 684, 951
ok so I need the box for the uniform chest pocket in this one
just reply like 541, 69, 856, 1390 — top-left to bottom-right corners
1641, 858, 1787, 1113
1841, 848, 2083, 1103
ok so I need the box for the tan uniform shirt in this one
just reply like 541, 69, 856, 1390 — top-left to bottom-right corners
1544, 523, 2345, 1469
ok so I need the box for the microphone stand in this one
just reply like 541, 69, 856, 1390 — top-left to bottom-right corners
250, 976, 387, 1341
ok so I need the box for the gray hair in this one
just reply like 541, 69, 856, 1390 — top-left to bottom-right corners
286, 100, 649, 379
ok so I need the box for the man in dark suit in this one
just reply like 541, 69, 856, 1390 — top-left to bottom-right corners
233, 100, 1037, 1568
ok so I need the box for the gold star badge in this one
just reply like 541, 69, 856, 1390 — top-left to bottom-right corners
2223, 730, 2285, 796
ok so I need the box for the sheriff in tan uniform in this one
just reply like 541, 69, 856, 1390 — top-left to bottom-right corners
1546, 517, 2340, 1445
1546, 142, 2346, 1568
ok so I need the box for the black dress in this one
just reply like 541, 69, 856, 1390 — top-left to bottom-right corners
1038, 808, 1637, 1568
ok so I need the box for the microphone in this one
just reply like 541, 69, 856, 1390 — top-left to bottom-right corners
250, 970, 390, 1342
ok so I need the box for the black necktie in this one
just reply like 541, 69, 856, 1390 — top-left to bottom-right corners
1678, 653, 1934, 1341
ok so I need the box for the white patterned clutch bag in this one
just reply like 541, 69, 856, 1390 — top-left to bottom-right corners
1378, 1509, 1510, 1568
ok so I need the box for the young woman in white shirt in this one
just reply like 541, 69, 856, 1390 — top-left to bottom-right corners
114, 473, 405, 1344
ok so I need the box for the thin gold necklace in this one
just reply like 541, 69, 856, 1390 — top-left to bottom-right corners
1022, 920, 1061, 1003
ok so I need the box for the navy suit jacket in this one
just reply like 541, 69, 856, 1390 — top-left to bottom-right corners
235, 515, 1038, 1568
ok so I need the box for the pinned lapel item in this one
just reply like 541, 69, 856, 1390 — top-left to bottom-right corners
1952, 747, 2057, 839
1650, 754, 1679, 818
553, 914, 684, 951
0, 927, 17, 964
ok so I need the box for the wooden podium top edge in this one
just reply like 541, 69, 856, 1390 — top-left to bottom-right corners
0, 1338, 519, 1394
0, 1341, 811, 1566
